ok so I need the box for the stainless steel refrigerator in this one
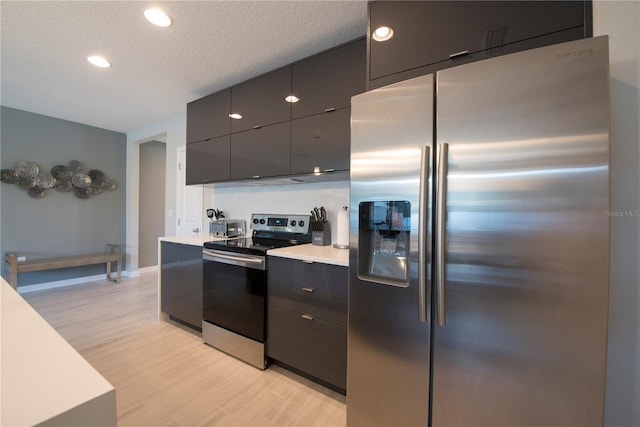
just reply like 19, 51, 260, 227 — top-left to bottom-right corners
348, 36, 610, 427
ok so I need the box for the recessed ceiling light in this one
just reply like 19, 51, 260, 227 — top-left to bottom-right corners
229, 113, 242, 120
87, 56, 111, 68
285, 95, 300, 103
144, 8, 172, 27
372, 26, 394, 42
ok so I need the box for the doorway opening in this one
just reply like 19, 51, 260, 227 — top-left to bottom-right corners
138, 141, 166, 269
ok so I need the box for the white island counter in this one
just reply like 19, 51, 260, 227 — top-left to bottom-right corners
1, 277, 116, 427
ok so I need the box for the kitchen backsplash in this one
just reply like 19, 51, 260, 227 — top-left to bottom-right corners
205, 180, 349, 242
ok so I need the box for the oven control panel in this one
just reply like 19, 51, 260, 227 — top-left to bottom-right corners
250, 213, 310, 233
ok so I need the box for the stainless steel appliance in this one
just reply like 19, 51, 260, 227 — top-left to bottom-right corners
208, 219, 245, 238
348, 36, 611, 426
202, 213, 310, 369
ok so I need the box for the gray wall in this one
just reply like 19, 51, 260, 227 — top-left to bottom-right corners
138, 140, 166, 268
1, 106, 126, 287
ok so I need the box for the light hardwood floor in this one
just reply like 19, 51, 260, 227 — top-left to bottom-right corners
23, 272, 346, 427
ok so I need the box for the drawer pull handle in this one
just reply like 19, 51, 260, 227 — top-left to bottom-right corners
302, 314, 314, 321
302, 287, 314, 293
449, 50, 469, 59
253, 125, 262, 129
324, 107, 336, 113
302, 260, 314, 264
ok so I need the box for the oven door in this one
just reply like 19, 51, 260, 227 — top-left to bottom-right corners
202, 249, 267, 343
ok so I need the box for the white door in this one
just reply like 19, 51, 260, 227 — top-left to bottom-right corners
176, 147, 203, 236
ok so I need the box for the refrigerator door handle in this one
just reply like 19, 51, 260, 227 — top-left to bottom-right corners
418, 145, 430, 322
436, 142, 449, 326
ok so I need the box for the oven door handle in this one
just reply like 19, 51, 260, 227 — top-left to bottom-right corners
203, 249, 266, 270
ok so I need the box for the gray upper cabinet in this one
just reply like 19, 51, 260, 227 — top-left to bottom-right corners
291, 39, 366, 119
289, 39, 365, 175
290, 107, 350, 175
369, 1, 589, 87
186, 135, 230, 184
230, 67, 292, 133
186, 89, 231, 144
230, 122, 290, 180
185, 37, 365, 184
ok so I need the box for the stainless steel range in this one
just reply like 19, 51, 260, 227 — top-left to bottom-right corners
202, 213, 311, 369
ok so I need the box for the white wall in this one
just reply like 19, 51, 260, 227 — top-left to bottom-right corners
595, 1, 640, 426
206, 180, 349, 241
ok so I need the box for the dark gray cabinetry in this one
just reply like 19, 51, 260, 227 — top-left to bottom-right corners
160, 242, 203, 331
186, 135, 230, 184
185, 38, 365, 183
369, 1, 589, 88
230, 122, 290, 180
267, 256, 348, 392
179, 244, 203, 329
230, 67, 292, 133
161, 241, 181, 314
291, 39, 365, 119
288, 39, 364, 175
290, 108, 350, 175
186, 89, 230, 143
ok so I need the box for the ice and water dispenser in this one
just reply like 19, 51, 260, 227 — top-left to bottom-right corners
358, 201, 411, 287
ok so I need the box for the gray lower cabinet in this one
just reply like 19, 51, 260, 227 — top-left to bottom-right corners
160, 242, 203, 331
267, 256, 348, 392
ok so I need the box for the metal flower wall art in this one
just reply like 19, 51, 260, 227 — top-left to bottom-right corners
1, 160, 116, 199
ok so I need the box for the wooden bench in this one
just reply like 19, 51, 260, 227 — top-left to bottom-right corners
4, 244, 123, 290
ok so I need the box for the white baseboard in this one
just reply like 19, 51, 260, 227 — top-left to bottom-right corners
15, 267, 156, 294
17, 274, 114, 294
138, 265, 158, 274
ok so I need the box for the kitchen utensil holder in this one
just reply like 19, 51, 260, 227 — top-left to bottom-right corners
311, 220, 331, 246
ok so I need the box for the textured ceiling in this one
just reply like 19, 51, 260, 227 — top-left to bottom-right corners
1, 1, 367, 133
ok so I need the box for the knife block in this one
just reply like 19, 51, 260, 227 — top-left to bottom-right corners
311, 220, 331, 246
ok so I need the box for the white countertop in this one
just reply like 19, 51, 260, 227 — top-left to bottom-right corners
159, 235, 230, 246
268, 243, 349, 267
1, 277, 116, 426
158, 237, 349, 266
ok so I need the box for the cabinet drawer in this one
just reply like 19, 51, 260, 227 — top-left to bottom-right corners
268, 257, 348, 297
269, 282, 347, 326
267, 305, 346, 390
